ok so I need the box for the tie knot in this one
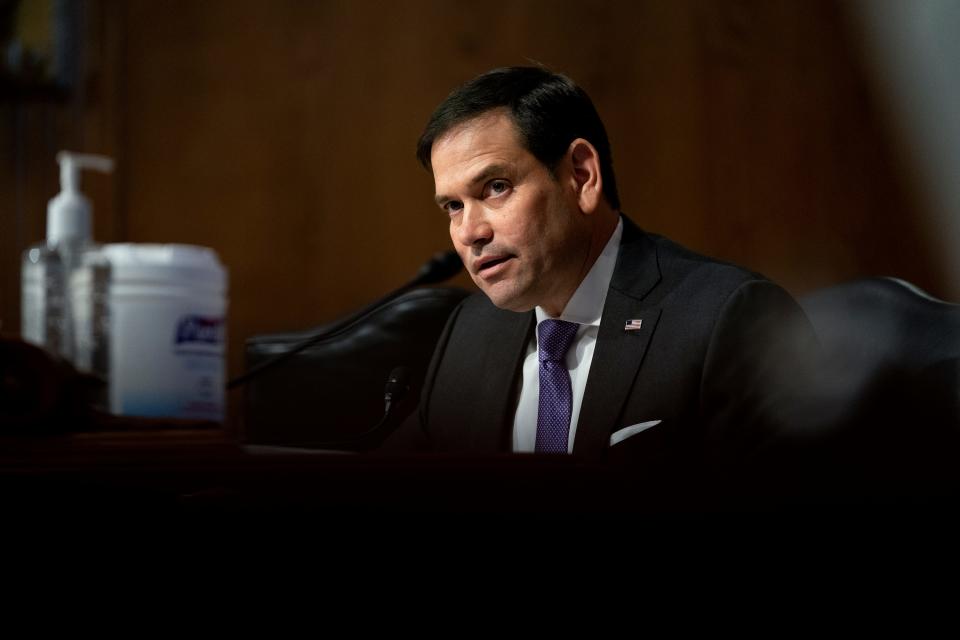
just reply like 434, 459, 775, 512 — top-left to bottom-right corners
537, 319, 580, 363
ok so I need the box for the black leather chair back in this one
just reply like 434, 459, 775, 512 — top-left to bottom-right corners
242, 286, 469, 450
799, 277, 960, 424
795, 277, 960, 496
800, 277, 960, 376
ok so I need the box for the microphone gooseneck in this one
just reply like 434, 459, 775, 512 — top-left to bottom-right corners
227, 251, 461, 390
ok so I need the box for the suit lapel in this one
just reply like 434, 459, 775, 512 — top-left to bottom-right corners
467, 310, 533, 450
573, 218, 662, 460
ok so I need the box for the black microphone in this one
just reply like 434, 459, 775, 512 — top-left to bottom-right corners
299, 365, 411, 449
227, 251, 461, 389
382, 365, 411, 415
413, 250, 463, 286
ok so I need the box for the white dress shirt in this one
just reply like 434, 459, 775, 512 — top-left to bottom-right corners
512, 218, 623, 453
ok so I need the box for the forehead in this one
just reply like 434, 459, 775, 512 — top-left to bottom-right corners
430, 110, 527, 176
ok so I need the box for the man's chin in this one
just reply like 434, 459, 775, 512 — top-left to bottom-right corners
479, 286, 535, 313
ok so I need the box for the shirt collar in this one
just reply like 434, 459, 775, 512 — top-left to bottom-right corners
535, 217, 623, 327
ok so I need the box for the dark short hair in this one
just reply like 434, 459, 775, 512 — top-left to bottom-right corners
416, 66, 620, 210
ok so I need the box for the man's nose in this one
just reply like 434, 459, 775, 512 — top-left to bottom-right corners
454, 202, 493, 249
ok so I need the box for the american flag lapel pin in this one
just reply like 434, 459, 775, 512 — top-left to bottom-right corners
624, 319, 643, 332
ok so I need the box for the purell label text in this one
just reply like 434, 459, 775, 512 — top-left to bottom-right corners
174, 315, 224, 346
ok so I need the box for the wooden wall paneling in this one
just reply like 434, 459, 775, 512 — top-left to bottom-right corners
85, 0, 946, 430
79, 0, 124, 246
694, 0, 939, 295
0, 105, 17, 334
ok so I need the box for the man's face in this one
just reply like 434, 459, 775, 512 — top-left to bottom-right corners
430, 110, 591, 316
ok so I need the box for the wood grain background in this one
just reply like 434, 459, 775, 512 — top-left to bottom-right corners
1, 0, 942, 429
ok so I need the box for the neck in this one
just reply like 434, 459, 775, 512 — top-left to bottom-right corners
542, 208, 620, 317
585, 208, 620, 269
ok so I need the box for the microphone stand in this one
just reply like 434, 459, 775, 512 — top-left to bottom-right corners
296, 366, 411, 449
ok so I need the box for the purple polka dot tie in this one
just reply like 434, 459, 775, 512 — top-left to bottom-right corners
535, 319, 580, 454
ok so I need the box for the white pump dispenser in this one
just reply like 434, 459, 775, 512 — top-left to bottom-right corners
47, 152, 114, 246
21, 151, 114, 363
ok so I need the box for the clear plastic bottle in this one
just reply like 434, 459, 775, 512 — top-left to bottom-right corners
70, 248, 112, 381
20, 152, 114, 366
21, 243, 72, 359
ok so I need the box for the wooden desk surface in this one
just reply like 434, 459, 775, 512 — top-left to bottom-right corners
3, 425, 959, 547
0, 427, 648, 525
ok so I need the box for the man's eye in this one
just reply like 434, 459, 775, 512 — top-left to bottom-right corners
444, 201, 463, 214
485, 180, 511, 197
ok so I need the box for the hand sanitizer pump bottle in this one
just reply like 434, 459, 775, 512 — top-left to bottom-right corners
21, 152, 114, 364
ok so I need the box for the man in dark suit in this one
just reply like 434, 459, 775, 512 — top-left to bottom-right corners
401, 66, 819, 469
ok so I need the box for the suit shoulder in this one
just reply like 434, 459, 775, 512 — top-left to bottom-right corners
645, 233, 769, 305
650, 233, 762, 283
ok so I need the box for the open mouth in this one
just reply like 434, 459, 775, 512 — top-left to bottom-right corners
477, 256, 512, 274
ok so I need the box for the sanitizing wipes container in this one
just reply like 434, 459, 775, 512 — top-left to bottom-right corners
98, 243, 228, 421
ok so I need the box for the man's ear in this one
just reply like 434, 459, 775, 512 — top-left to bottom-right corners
566, 138, 603, 214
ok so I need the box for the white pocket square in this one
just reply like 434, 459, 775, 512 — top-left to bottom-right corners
609, 420, 663, 446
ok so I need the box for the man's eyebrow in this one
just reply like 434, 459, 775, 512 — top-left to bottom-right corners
434, 163, 512, 206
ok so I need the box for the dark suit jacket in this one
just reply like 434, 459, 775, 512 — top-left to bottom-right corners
407, 216, 819, 468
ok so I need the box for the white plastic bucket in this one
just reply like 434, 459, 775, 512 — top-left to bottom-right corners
99, 243, 228, 421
